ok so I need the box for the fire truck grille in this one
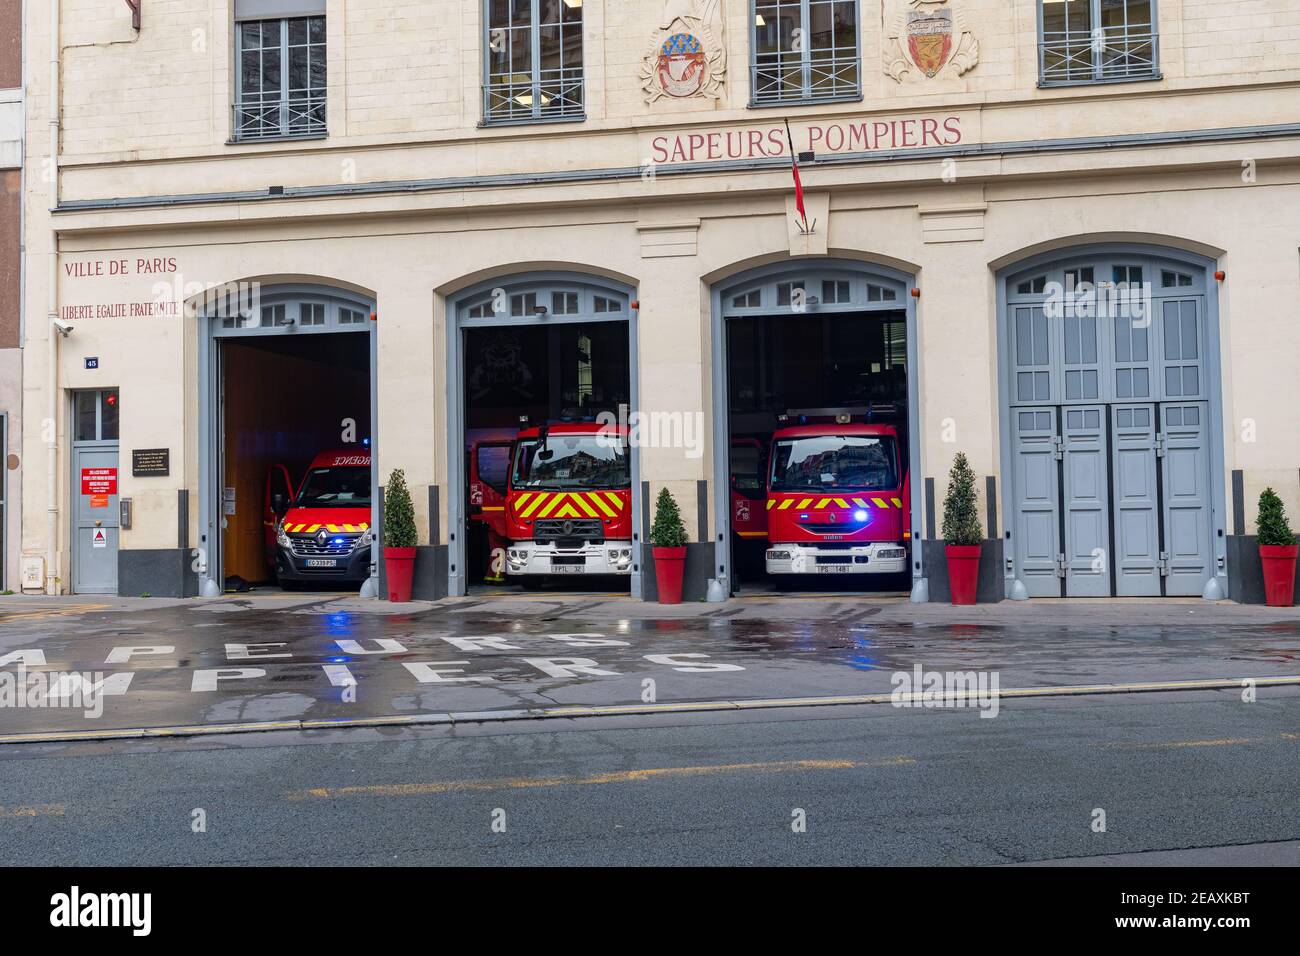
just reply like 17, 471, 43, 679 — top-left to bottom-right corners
800, 522, 868, 534
534, 518, 604, 541
290, 535, 361, 557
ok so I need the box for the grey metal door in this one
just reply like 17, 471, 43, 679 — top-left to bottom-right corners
73, 445, 120, 594
1061, 405, 1110, 596
1110, 404, 1161, 596
1161, 402, 1212, 595
1012, 407, 1061, 597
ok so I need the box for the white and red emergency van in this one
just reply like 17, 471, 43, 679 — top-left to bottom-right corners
266, 448, 373, 589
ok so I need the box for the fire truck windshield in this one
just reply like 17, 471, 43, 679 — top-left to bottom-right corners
769, 436, 898, 492
513, 436, 629, 490
295, 466, 372, 508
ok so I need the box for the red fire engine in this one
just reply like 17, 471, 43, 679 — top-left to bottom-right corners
763, 409, 910, 578
480, 420, 634, 579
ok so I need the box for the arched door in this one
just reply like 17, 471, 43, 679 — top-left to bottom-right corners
1001, 249, 1223, 597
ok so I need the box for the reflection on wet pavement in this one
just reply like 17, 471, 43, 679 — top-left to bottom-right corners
2, 599, 1298, 736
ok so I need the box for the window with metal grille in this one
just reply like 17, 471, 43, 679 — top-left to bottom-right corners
484, 0, 584, 124
752, 0, 859, 105
235, 16, 326, 141
1038, 0, 1159, 86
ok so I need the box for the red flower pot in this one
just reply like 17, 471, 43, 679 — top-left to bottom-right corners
1259, 544, 1298, 607
384, 546, 417, 602
652, 546, 687, 605
945, 544, 982, 605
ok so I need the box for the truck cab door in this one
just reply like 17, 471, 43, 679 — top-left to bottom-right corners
264, 464, 294, 568
470, 441, 512, 538
729, 438, 768, 537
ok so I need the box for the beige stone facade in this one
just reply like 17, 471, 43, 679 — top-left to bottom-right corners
1, 0, 21, 592
18, 0, 1300, 600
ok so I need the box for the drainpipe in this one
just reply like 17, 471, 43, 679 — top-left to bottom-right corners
44, 0, 59, 594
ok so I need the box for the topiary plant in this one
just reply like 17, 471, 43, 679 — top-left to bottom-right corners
383, 468, 418, 548
1256, 487, 1296, 547
650, 486, 688, 549
941, 452, 983, 546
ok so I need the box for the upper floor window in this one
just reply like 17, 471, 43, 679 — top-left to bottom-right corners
483, 0, 584, 125
1038, 0, 1159, 86
234, 0, 326, 142
751, 0, 860, 106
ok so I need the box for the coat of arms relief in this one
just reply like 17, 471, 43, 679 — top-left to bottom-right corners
885, 0, 979, 83
641, 0, 726, 102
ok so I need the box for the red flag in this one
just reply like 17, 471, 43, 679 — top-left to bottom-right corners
784, 119, 807, 224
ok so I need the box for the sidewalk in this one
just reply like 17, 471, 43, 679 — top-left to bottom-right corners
3, 590, 1300, 627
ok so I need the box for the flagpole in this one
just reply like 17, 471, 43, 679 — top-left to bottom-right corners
783, 118, 809, 233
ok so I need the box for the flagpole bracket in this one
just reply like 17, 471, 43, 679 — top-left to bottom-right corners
795, 217, 817, 236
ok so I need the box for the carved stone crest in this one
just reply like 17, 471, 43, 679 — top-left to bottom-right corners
885, 0, 979, 82
641, 0, 726, 102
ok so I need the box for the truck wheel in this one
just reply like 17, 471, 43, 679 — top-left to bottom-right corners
519, 577, 544, 592
278, 577, 299, 592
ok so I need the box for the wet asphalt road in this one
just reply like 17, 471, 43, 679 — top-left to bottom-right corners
1, 688, 1297, 866
2, 596, 1300, 735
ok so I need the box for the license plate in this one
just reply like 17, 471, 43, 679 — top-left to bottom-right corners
305, 559, 337, 568
552, 564, 586, 573
816, 564, 851, 573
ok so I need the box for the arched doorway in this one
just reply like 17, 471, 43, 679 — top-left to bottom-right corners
198, 282, 378, 597
709, 258, 922, 596
996, 245, 1227, 598
445, 272, 641, 598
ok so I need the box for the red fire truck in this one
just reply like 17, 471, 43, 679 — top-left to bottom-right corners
764, 410, 910, 578
266, 448, 373, 589
494, 421, 634, 579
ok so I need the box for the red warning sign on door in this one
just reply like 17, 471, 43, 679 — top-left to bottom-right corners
92, 528, 108, 548
81, 467, 117, 496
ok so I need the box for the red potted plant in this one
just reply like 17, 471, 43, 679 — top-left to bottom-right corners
382, 468, 418, 602
650, 486, 688, 604
942, 452, 983, 605
1256, 487, 1297, 607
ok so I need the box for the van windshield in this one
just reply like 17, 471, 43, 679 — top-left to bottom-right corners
769, 436, 898, 492
295, 466, 372, 508
513, 436, 629, 490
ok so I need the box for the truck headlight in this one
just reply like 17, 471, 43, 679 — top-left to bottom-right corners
360, 527, 374, 548
609, 548, 632, 569
276, 522, 291, 548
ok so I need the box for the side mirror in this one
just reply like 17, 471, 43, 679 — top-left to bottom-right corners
272, 492, 287, 514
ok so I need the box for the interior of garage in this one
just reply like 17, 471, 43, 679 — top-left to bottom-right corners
220, 332, 370, 590
463, 320, 631, 594
726, 306, 911, 594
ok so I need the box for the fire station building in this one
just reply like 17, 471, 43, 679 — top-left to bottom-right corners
17, 0, 1300, 603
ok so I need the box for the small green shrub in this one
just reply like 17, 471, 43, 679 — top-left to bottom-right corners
941, 452, 983, 546
383, 469, 418, 548
1256, 487, 1296, 547
650, 487, 688, 548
